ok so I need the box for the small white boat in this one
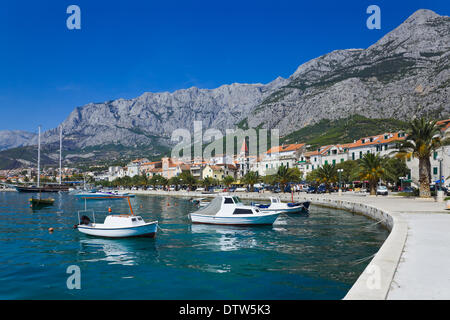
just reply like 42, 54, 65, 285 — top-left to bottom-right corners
254, 197, 310, 214
189, 195, 280, 225
75, 197, 158, 238
75, 190, 135, 200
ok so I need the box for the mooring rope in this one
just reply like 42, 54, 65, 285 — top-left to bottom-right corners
349, 253, 377, 266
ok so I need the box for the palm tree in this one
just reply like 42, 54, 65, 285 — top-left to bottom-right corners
359, 153, 384, 195
201, 177, 215, 190
242, 171, 260, 192
315, 163, 338, 192
275, 165, 298, 193
169, 176, 181, 191
149, 174, 162, 189
222, 175, 235, 190
179, 171, 197, 191
396, 117, 449, 197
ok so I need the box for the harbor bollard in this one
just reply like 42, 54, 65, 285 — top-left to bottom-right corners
437, 190, 445, 202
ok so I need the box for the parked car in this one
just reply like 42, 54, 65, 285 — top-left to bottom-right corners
306, 186, 316, 194
402, 186, 416, 193
376, 185, 388, 196
430, 184, 449, 195
317, 185, 327, 194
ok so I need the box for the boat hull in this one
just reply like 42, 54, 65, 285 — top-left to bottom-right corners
189, 212, 279, 225
77, 221, 158, 238
29, 198, 55, 207
17, 185, 69, 193
259, 201, 310, 214
75, 194, 134, 200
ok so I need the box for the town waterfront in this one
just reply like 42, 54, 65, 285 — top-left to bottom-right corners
0, 192, 388, 299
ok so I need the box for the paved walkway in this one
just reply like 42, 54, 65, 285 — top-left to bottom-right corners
132, 190, 450, 299
324, 194, 450, 299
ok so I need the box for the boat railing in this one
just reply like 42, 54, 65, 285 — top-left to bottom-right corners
77, 209, 136, 224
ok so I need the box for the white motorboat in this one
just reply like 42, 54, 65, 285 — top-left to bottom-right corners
75, 190, 135, 200
253, 197, 310, 214
75, 197, 158, 238
189, 195, 280, 225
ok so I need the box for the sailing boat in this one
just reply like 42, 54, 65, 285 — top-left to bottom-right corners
17, 126, 69, 192
28, 126, 55, 208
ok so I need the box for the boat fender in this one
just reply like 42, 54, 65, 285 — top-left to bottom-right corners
73, 224, 78, 229
48, 228, 54, 233
108, 207, 112, 213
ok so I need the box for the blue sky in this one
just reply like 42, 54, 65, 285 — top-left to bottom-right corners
0, 0, 448, 132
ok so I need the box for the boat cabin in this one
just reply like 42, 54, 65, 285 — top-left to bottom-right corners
102, 215, 147, 227
195, 196, 262, 216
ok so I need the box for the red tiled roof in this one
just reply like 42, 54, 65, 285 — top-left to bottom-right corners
267, 143, 305, 154
344, 132, 405, 149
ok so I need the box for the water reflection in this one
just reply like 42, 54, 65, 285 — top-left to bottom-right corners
0, 192, 389, 299
190, 224, 264, 252
79, 238, 158, 266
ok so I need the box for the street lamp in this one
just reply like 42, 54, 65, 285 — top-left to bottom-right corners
437, 155, 443, 191
337, 169, 343, 195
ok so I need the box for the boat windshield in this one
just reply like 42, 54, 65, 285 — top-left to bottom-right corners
232, 196, 242, 204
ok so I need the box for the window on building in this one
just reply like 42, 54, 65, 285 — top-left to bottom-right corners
340, 158, 344, 163
352, 152, 355, 160
359, 151, 362, 158
434, 152, 438, 160
332, 160, 336, 165
433, 167, 438, 175
324, 160, 328, 165
312, 165, 314, 170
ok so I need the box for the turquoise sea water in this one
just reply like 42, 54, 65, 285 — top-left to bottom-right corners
0, 192, 388, 300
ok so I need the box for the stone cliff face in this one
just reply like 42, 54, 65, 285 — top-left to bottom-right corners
247, 9, 450, 134
3, 9, 449, 160
38, 77, 288, 149
0, 130, 37, 151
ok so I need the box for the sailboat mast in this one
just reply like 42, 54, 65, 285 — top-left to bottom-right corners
37, 126, 41, 188
59, 126, 62, 185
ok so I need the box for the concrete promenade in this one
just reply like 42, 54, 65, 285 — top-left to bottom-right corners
131, 189, 450, 299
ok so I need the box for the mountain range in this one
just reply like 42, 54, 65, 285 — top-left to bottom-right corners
0, 9, 449, 169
